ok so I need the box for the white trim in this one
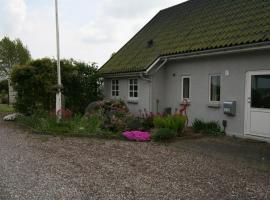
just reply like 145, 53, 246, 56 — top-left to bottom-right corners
145, 58, 161, 74
111, 79, 120, 98
208, 74, 221, 104
128, 78, 139, 101
144, 42, 270, 75
181, 75, 191, 101
244, 70, 270, 138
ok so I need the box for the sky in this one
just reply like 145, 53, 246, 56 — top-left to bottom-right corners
0, 0, 186, 67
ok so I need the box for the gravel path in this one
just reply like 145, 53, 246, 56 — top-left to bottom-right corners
0, 119, 269, 200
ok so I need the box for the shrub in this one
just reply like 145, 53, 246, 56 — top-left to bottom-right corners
192, 119, 205, 133
0, 80, 8, 104
139, 109, 155, 130
17, 112, 120, 138
86, 99, 131, 132
152, 128, 177, 141
192, 119, 223, 135
142, 115, 154, 130
126, 117, 143, 131
122, 131, 151, 142
153, 114, 187, 135
0, 80, 8, 93
11, 58, 102, 114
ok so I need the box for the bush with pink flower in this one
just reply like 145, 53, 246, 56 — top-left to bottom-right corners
122, 131, 151, 142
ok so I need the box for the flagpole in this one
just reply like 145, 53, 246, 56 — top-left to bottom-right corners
55, 0, 62, 119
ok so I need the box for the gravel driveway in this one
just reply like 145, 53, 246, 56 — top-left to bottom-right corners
0, 118, 269, 200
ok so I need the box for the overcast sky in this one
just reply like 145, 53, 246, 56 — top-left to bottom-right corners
0, 0, 186, 66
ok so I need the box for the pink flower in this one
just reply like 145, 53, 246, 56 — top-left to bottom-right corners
122, 131, 151, 142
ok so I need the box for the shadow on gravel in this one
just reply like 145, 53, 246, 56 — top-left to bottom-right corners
172, 136, 270, 171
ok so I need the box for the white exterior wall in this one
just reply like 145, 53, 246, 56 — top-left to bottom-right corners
104, 77, 151, 115
103, 49, 270, 141
162, 49, 270, 140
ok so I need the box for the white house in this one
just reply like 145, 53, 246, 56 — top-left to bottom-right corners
100, 0, 270, 142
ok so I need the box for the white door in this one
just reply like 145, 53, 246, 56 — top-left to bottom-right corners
245, 71, 270, 138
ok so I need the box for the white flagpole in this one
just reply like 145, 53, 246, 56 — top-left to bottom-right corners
55, 0, 62, 119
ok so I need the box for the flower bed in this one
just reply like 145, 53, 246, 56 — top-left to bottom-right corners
122, 131, 151, 142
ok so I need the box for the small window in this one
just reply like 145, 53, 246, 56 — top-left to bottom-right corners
181, 76, 190, 100
209, 75, 221, 102
111, 79, 119, 97
129, 79, 138, 100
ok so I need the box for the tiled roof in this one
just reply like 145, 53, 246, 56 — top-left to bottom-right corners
100, 0, 270, 74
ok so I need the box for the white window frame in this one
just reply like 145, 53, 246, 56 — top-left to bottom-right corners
181, 76, 191, 101
128, 79, 139, 100
111, 79, 119, 98
209, 74, 221, 103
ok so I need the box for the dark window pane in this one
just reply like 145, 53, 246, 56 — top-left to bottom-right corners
134, 85, 138, 91
134, 79, 138, 84
116, 91, 119, 96
129, 92, 133, 97
112, 91, 115, 96
251, 75, 270, 109
183, 78, 190, 99
134, 92, 138, 97
210, 76, 220, 101
130, 86, 133, 91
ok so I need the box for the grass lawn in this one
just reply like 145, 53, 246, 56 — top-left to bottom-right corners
0, 104, 14, 113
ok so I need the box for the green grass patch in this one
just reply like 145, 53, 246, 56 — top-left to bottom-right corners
192, 119, 224, 136
0, 104, 14, 113
17, 113, 122, 139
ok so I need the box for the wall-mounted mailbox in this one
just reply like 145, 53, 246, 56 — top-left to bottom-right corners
223, 101, 236, 116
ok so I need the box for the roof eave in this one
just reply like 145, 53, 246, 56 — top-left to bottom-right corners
145, 41, 270, 74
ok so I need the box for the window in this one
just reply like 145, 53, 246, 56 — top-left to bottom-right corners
129, 79, 138, 99
181, 76, 190, 100
251, 75, 270, 109
209, 75, 221, 102
111, 79, 119, 97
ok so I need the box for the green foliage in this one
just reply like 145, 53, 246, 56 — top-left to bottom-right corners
0, 79, 8, 104
86, 99, 131, 132
126, 117, 143, 131
0, 104, 14, 113
142, 116, 154, 130
0, 37, 31, 78
192, 119, 223, 136
11, 58, 102, 114
17, 112, 119, 138
61, 59, 102, 113
152, 128, 177, 141
153, 115, 187, 135
0, 79, 8, 93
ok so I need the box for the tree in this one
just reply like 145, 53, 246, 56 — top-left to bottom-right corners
0, 37, 31, 78
0, 37, 31, 104
11, 58, 102, 114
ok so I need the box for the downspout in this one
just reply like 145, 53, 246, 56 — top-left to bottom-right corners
140, 58, 168, 112
140, 72, 152, 112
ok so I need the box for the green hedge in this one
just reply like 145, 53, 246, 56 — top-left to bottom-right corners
11, 58, 102, 114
